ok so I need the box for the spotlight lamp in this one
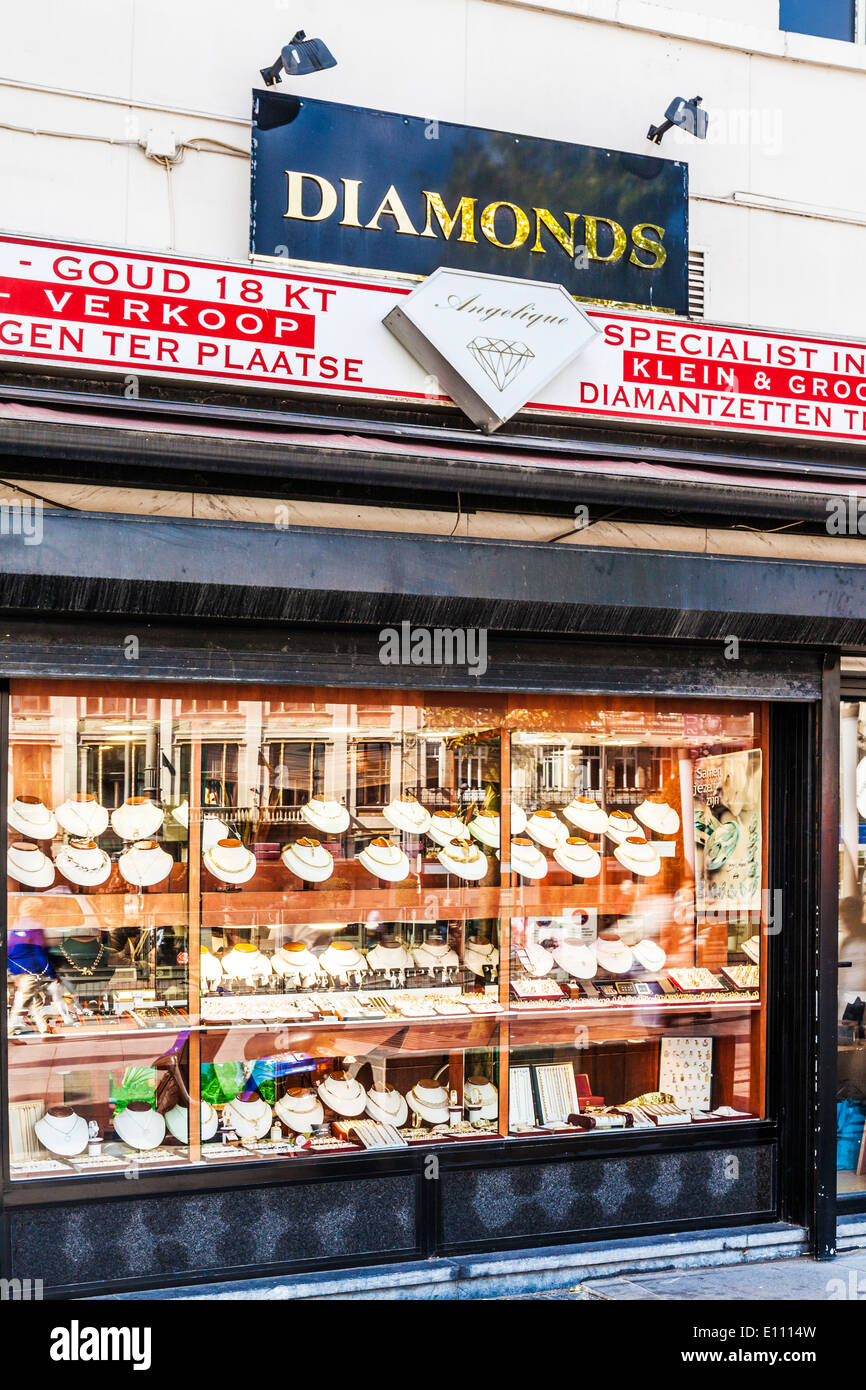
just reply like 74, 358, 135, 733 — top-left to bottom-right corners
260, 30, 337, 86
647, 95, 708, 145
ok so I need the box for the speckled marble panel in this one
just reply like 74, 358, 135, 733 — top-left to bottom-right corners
9, 1174, 416, 1292
439, 1147, 774, 1246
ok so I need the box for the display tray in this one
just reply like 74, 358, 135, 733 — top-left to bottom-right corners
10, 1158, 73, 1178
65, 1154, 148, 1172
509, 991, 759, 1012
510, 1123, 581, 1136
10, 1146, 192, 1176
202, 1143, 268, 1161
120, 1147, 191, 1166
689, 1109, 758, 1124
335, 1120, 408, 1150
510, 979, 565, 1001
667, 968, 725, 992
199, 987, 502, 1026
198, 1128, 504, 1153
397, 1126, 500, 1144
720, 965, 761, 991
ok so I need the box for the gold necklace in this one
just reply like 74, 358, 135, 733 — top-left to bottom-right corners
364, 840, 400, 865
307, 802, 344, 821
444, 840, 480, 863
59, 940, 106, 975
209, 847, 251, 874
60, 847, 107, 876
410, 1085, 445, 1107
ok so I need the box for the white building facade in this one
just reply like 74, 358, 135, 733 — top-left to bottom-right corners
2, 0, 865, 337
1, 0, 865, 1300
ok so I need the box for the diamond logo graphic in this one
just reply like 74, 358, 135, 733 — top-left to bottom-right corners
467, 337, 535, 392
383, 267, 599, 432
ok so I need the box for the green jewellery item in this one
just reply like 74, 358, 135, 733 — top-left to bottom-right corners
109, 1065, 157, 1112
200, 1061, 245, 1106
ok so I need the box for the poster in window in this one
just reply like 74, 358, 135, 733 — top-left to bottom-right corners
693, 748, 762, 914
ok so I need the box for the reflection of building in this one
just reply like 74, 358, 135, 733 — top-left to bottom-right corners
512, 740, 682, 807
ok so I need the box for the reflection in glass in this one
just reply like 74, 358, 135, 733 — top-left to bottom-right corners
5, 685, 768, 1181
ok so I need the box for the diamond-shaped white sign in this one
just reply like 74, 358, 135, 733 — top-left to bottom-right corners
383, 266, 599, 433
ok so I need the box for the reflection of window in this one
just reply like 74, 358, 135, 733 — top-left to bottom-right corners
84, 741, 147, 808
177, 743, 239, 807
456, 748, 484, 789
780, 0, 854, 41
267, 741, 324, 806
202, 743, 238, 806
355, 741, 390, 808
11, 693, 51, 714
425, 741, 442, 790
575, 752, 600, 796
541, 745, 567, 793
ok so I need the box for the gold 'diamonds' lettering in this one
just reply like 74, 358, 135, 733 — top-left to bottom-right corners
281, 171, 668, 271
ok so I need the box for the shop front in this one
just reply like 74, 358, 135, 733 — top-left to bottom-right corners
0, 514, 846, 1294
0, 94, 861, 1296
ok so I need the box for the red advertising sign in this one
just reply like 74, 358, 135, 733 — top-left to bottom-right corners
2, 233, 866, 444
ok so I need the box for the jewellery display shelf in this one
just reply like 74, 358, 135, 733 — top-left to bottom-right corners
5, 685, 769, 1183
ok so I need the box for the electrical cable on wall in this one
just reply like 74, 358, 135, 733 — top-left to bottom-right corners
0, 119, 249, 157
0, 119, 249, 251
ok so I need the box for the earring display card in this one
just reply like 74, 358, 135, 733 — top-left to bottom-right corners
658, 1036, 713, 1111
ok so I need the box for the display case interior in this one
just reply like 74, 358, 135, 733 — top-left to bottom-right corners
5, 684, 768, 1181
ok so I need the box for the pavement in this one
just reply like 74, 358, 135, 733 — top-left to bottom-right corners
96, 1221, 866, 1300
515, 1251, 866, 1300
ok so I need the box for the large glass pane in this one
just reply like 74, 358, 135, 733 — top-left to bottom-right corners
195, 694, 507, 1158
5, 682, 769, 1182
505, 697, 766, 1134
780, 0, 855, 42
7, 690, 191, 1179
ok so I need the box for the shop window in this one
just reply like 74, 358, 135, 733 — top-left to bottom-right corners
82, 740, 148, 816
4, 681, 769, 1185
780, 0, 855, 41
354, 740, 391, 810
265, 740, 325, 807
177, 741, 240, 810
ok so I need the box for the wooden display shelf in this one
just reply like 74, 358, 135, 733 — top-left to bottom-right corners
8, 1021, 188, 1048
6, 995, 757, 1052
200, 883, 502, 925
199, 1015, 500, 1063
7, 1027, 187, 1113
509, 1004, 758, 1048
198, 878, 688, 928
6, 891, 187, 928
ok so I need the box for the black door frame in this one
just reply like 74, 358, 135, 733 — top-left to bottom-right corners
832, 670, 866, 1228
